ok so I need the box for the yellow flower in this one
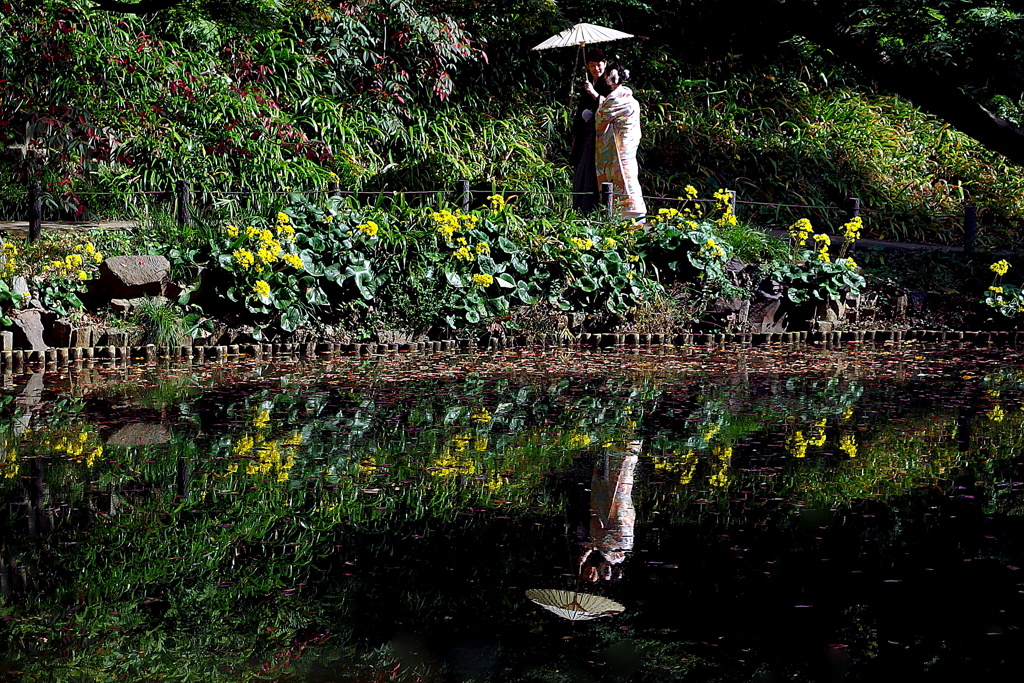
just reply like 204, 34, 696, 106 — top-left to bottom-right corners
838, 434, 857, 458
276, 212, 290, 225
472, 273, 493, 288
487, 194, 506, 212
283, 253, 304, 269
357, 221, 379, 237
471, 407, 492, 422
991, 260, 1011, 277
225, 224, 240, 238
990, 286, 1004, 294
684, 185, 699, 199
93, 252, 103, 263
77, 270, 88, 280
252, 280, 271, 298
245, 225, 261, 239
476, 242, 490, 254
233, 249, 255, 269
988, 405, 1006, 422
65, 253, 83, 267
83, 243, 94, 255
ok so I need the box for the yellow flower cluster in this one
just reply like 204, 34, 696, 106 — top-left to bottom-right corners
476, 241, 490, 255
838, 433, 857, 458
252, 280, 271, 298
228, 407, 300, 483
2, 241, 17, 277
813, 233, 831, 263
257, 241, 282, 265
713, 188, 738, 228
844, 257, 859, 271
651, 207, 680, 225
487, 194, 507, 212
991, 260, 1011, 277
453, 245, 474, 261
570, 236, 594, 251
988, 405, 1006, 422
225, 224, 240, 238
701, 238, 725, 259
282, 253, 304, 270
471, 406, 492, 422
602, 237, 617, 249
472, 273, 494, 288
233, 248, 255, 269
789, 218, 813, 247
841, 216, 862, 241
431, 209, 478, 239
990, 286, 1004, 294
357, 221, 379, 237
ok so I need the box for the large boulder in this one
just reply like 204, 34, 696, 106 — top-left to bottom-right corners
93, 255, 172, 302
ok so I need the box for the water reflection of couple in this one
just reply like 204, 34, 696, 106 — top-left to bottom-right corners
574, 442, 640, 583
570, 48, 646, 220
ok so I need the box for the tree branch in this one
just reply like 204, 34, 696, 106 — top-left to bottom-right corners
766, 0, 1024, 167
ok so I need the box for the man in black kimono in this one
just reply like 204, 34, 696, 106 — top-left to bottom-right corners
570, 47, 609, 214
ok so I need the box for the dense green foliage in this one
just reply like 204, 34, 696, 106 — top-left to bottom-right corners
3, 0, 1024, 248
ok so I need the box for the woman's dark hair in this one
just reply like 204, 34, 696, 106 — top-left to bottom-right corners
605, 61, 630, 82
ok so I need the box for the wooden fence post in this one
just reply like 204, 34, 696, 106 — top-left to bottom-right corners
846, 197, 860, 221
601, 182, 614, 219
964, 205, 977, 255
175, 179, 191, 227
28, 180, 42, 243
455, 180, 470, 212
328, 180, 341, 199
726, 188, 737, 218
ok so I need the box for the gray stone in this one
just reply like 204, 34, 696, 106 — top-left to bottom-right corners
11, 309, 48, 351
12, 276, 29, 299
96, 255, 171, 300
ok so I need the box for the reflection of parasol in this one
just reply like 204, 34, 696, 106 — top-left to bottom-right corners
525, 589, 625, 621
531, 23, 635, 51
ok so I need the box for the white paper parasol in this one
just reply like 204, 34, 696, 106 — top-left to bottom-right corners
531, 23, 635, 51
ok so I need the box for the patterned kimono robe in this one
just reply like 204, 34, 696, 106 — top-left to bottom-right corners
595, 85, 647, 219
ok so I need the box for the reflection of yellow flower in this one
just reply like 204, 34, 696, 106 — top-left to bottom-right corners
473, 437, 488, 452
709, 445, 732, 489
988, 405, 1006, 422
85, 446, 103, 468
839, 434, 857, 458
787, 431, 808, 458
471, 407, 491, 422
253, 408, 270, 428
653, 451, 698, 485
566, 432, 592, 449
234, 435, 255, 455
702, 423, 720, 442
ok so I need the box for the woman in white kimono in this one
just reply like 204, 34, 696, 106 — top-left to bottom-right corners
587, 62, 647, 220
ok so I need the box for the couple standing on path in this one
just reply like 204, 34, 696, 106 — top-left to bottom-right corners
570, 48, 647, 221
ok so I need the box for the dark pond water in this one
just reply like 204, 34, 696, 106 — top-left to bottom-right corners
2, 345, 1024, 682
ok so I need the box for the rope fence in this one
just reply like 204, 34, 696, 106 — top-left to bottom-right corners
1, 178, 980, 253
